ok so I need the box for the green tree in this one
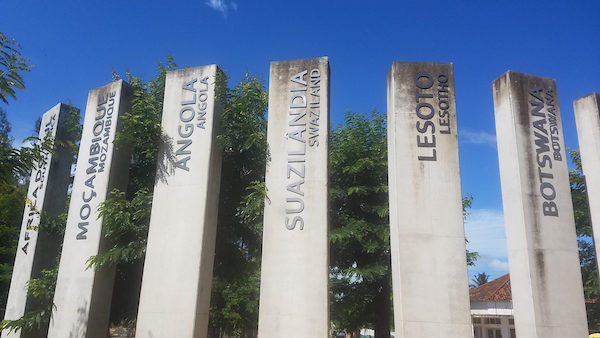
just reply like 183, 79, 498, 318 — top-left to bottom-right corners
0, 178, 26, 318
471, 272, 489, 288
87, 58, 176, 269
85, 61, 269, 335
329, 110, 391, 338
0, 105, 80, 335
569, 148, 597, 297
209, 70, 268, 337
464, 194, 479, 267
87, 56, 178, 327
0, 110, 25, 319
0, 32, 31, 104
0, 107, 57, 184
329, 110, 478, 337
568, 148, 600, 330
0, 107, 12, 148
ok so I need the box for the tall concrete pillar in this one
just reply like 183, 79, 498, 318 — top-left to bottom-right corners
135, 65, 223, 338
3, 103, 78, 338
493, 71, 588, 337
257, 57, 330, 337
387, 62, 472, 337
574, 93, 600, 282
47, 80, 133, 338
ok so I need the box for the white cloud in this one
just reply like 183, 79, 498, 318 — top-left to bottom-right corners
465, 208, 507, 258
465, 208, 510, 278
205, 0, 236, 17
489, 259, 510, 271
459, 129, 497, 147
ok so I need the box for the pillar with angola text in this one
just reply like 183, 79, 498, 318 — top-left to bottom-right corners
135, 65, 223, 338
47, 80, 133, 338
3, 103, 78, 338
574, 93, 600, 285
493, 71, 588, 337
387, 62, 472, 337
257, 57, 330, 337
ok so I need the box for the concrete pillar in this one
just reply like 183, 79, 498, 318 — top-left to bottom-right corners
493, 71, 588, 337
257, 57, 330, 337
387, 62, 472, 337
500, 316, 511, 338
574, 93, 600, 280
2, 103, 78, 338
47, 80, 133, 338
135, 65, 223, 338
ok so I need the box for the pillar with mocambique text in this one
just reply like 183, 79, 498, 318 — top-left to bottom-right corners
3, 103, 78, 338
135, 65, 223, 338
493, 71, 587, 337
387, 62, 472, 338
574, 93, 600, 286
47, 80, 133, 338
258, 57, 330, 338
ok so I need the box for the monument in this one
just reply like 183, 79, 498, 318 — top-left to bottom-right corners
2, 104, 78, 338
257, 57, 330, 337
47, 80, 133, 338
135, 65, 223, 338
387, 62, 472, 337
574, 93, 600, 282
493, 71, 588, 337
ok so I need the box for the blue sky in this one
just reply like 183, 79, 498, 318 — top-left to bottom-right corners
2, 0, 599, 281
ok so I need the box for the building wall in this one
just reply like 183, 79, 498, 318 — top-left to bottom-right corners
471, 301, 515, 337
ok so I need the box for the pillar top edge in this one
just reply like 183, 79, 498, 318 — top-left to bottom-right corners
574, 92, 600, 102
494, 70, 557, 83
270, 56, 329, 66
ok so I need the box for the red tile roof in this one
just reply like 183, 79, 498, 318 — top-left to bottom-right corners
469, 273, 598, 304
469, 274, 512, 302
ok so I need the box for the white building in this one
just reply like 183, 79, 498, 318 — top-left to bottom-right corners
469, 274, 516, 338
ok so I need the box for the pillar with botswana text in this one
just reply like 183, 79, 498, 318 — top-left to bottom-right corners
574, 93, 600, 288
387, 62, 472, 337
3, 103, 78, 338
135, 65, 223, 338
47, 80, 133, 338
258, 57, 330, 337
493, 71, 587, 337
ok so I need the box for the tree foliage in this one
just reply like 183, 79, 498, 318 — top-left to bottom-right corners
86, 189, 152, 269
85, 60, 269, 334
463, 194, 479, 267
86, 56, 177, 271
0, 268, 58, 334
0, 32, 31, 104
83, 56, 178, 327
569, 147, 598, 298
329, 110, 477, 337
329, 110, 391, 337
0, 32, 54, 186
0, 104, 79, 334
470, 272, 489, 288
209, 71, 268, 337
0, 107, 62, 185
0, 177, 26, 314
0, 107, 12, 149
568, 147, 600, 330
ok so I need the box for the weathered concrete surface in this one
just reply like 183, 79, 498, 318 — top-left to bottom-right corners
387, 62, 472, 338
135, 65, 222, 338
574, 93, 600, 286
493, 71, 588, 337
257, 57, 330, 338
3, 104, 78, 338
47, 81, 133, 338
